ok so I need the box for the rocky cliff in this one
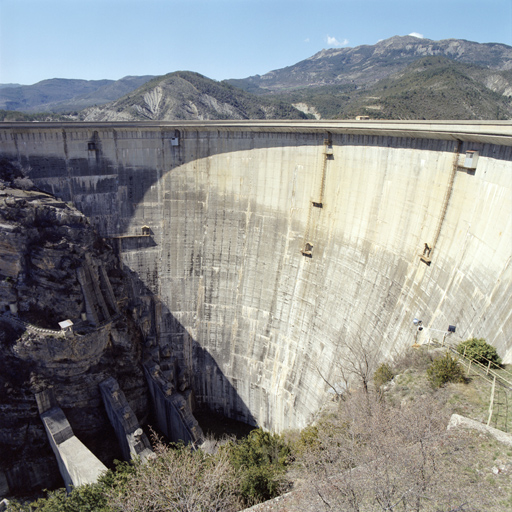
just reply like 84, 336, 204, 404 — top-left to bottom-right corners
0, 160, 149, 497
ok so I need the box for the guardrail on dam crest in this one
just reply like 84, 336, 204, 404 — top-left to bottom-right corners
1, 120, 511, 432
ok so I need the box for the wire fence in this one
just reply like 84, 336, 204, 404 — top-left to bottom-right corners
425, 335, 512, 433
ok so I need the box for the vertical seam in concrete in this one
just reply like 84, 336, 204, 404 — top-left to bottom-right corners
430, 140, 462, 253
61, 129, 73, 202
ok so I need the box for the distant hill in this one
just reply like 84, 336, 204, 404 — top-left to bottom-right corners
0, 76, 154, 113
0, 84, 22, 89
275, 56, 512, 120
227, 35, 512, 93
78, 71, 308, 121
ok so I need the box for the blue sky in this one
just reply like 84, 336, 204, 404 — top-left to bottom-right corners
1, 0, 511, 85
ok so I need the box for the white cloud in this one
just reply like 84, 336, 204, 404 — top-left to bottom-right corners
326, 35, 349, 47
305, 37, 310, 43
409, 32, 424, 38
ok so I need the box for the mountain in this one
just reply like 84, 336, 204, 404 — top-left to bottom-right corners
0, 84, 22, 90
227, 35, 512, 93
0, 76, 154, 113
1, 36, 511, 121
78, 71, 308, 121
275, 56, 512, 120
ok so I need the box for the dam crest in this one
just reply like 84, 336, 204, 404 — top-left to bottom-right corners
1, 120, 511, 433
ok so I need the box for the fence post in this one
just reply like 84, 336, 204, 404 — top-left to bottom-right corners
467, 360, 472, 377
487, 375, 496, 427
487, 360, 491, 375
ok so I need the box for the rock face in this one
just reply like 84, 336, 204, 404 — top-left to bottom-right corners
0, 161, 149, 496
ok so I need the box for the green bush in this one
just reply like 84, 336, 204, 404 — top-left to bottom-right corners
374, 363, 395, 388
6, 460, 135, 511
7, 483, 110, 511
293, 425, 320, 455
427, 353, 465, 388
456, 338, 502, 367
228, 428, 291, 506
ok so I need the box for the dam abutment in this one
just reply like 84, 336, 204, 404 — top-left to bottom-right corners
1, 120, 511, 433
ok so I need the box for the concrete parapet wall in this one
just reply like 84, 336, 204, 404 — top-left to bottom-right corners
2, 121, 511, 432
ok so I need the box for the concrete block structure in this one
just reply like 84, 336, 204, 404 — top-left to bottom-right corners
35, 390, 107, 492
99, 377, 154, 462
2, 120, 511, 433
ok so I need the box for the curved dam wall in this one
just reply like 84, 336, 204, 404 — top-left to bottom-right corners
1, 121, 511, 432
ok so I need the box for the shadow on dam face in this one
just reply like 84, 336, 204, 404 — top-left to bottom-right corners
125, 263, 257, 427
1, 122, 511, 432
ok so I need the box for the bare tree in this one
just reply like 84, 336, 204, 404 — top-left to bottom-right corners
335, 333, 382, 393
107, 434, 242, 512
292, 391, 494, 512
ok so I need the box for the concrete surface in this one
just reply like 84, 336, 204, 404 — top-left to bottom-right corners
99, 377, 154, 462
144, 365, 204, 445
1, 121, 511, 432
447, 413, 512, 447
39, 406, 107, 491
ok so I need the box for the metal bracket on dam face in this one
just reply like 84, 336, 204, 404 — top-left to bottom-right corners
419, 139, 463, 266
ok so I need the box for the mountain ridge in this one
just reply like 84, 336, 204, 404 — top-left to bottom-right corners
1, 35, 511, 121
273, 55, 512, 120
0, 75, 155, 113
226, 35, 512, 93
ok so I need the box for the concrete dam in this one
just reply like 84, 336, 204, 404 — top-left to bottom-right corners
1, 120, 511, 434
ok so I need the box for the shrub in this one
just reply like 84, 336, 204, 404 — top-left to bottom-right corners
456, 338, 502, 367
7, 484, 110, 511
373, 363, 394, 388
6, 461, 135, 511
107, 438, 241, 512
293, 425, 320, 455
427, 353, 465, 388
228, 428, 291, 506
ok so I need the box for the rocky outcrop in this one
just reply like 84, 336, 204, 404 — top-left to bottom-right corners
447, 414, 512, 448
0, 161, 149, 497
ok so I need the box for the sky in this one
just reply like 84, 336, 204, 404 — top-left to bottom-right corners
0, 0, 511, 86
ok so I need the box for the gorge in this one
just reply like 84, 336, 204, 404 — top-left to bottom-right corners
0, 120, 511, 495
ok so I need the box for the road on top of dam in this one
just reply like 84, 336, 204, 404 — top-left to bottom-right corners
1, 120, 511, 146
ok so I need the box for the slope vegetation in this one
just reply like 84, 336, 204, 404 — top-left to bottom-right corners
276, 56, 512, 119
80, 71, 308, 121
